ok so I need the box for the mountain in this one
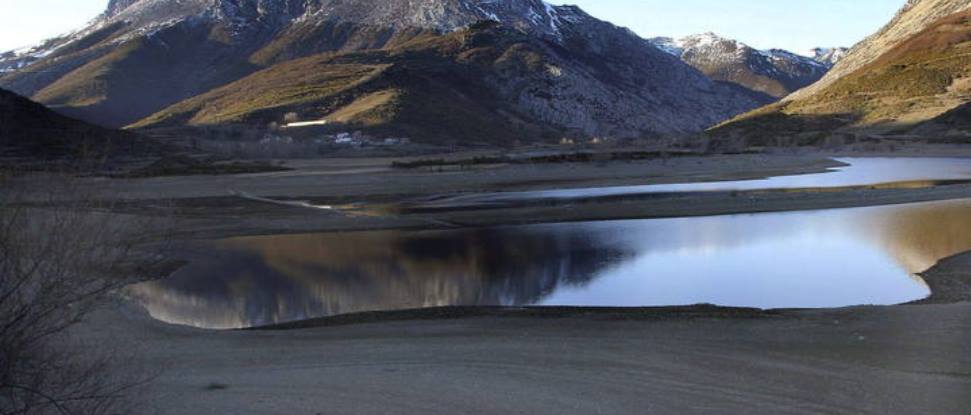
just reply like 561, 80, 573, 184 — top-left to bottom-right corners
132, 21, 775, 144
807, 47, 849, 66
711, 0, 971, 145
649, 33, 839, 99
910, 102, 971, 137
790, 0, 971, 101
0, 0, 768, 144
0, 87, 154, 162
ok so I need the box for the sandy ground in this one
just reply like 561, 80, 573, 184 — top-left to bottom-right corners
79, 252, 971, 415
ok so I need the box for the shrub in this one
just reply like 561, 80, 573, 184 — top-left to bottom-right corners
0, 177, 166, 415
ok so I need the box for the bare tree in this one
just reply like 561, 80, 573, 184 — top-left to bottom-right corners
0, 175, 166, 415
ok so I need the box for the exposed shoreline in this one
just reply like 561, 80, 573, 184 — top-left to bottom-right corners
84, 250, 971, 415
47, 153, 969, 240
63, 152, 971, 414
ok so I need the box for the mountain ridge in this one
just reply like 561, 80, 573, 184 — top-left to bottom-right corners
711, 0, 971, 145
650, 33, 844, 99
788, 0, 971, 101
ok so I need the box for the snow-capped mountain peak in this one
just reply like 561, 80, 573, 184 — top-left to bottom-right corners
648, 32, 839, 98
2, 0, 591, 73
806, 47, 849, 65
648, 37, 682, 57
650, 33, 757, 60
679, 32, 735, 48
1, 0, 769, 137
94, 0, 579, 40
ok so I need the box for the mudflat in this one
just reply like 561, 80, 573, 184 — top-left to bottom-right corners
55, 151, 971, 414
33, 152, 971, 238
81, 252, 971, 415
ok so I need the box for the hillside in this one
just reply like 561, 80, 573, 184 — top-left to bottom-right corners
789, 0, 971, 101
0, 88, 155, 162
134, 22, 770, 144
712, 2, 971, 145
651, 33, 837, 99
0, 0, 767, 144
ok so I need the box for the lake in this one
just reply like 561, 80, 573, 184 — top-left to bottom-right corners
129, 197, 971, 329
421, 157, 971, 208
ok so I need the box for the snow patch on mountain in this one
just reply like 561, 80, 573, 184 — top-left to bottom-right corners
2, 0, 585, 72
650, 33, 839, 70
806, 47, 849, 65
648, 32, 838, 98
0, 17, 111, 73
650, 37, 683, 57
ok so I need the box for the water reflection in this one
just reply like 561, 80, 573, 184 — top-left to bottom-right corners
129, 228, 629, 329
861, 200, 971, 275
425, 157, 971, 207
129, 199, 971, 329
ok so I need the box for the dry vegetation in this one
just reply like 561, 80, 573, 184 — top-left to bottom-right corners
0, 176, 168, 414
712, 9, 971, 146
132, 22, 563, 146
131, 62, 391, 128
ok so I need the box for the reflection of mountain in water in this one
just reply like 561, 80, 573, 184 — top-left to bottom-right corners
129, 198, 971, 329
862, 199, 971, 275
128, 227, 630, 329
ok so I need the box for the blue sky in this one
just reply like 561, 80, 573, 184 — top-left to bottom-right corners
550, 0, 903, 52
0, 0, 904, 52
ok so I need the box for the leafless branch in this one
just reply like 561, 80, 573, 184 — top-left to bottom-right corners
1, 175, 170, 415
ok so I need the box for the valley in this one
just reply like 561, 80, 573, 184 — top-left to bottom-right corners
2, 0, 971, 414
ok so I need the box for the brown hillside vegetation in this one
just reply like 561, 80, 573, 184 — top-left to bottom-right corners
24, 23, 262, 129
711, 8, 971, 145
790, 0, 971, 100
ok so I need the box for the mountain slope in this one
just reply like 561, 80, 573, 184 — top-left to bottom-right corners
650, 33, 838, 99
911, 102, 971, 137
712, 0, 971, 144
789, 0, 971, 101
0, 0, 766, 141
133, 22, 766, 143
0, 88, 154, 161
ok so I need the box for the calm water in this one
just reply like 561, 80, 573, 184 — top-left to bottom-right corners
428, 157, 971, 207
129, 198, 971, 329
